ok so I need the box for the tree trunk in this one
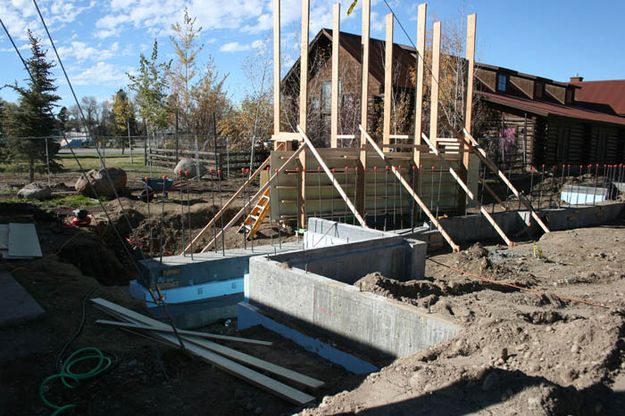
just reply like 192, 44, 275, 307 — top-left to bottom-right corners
29, 157, 35, 182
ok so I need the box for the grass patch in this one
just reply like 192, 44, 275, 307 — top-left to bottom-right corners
2, 194, 100, 210
58, 152, 169, 176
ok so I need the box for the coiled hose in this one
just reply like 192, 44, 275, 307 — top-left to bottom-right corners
39, 347, 114, 415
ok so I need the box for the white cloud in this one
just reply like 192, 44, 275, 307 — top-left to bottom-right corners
219, 39, 264, 53
71, 61, 130, 86
57, 41, 120, 62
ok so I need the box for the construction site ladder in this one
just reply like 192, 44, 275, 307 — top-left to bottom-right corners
238, 188, 271, 239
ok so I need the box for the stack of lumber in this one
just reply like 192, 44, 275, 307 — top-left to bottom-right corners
0, 223, 43, 259
91, 298, 323, 405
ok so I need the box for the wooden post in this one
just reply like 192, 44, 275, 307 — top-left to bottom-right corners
357, 0, 371, 215
382, 13, 393, 146
429, 21, 441, 149
297, 0, 310, 228
463, 13, 476, 170
273, 0, 281, 137
413, 3, 427, 167
330, 3, 340, 148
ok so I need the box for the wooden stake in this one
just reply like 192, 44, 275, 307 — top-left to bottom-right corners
360, 125, 460, 252
330, 3, 340, 148
414, 3, 427, 167
429, 21, 441, 149
382, 13, 393, 146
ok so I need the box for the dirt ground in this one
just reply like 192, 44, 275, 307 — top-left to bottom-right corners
298, 223, 625, 415
0, 203, 358, 416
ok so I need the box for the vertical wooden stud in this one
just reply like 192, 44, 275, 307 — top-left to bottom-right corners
297, 0, 310, 228
382, 13, 394, 146
273, 0, 281, 138
299, 0, 309, 131
357, 0, 371, 215
429, 21, 441, 148
463, 13, 477, 169
330, 3, 340, 148
413, 3, 427, 167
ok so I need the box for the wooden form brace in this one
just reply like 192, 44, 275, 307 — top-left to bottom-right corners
462, 127, 551, 234
200, 146, 307, 253
420, 133, 514, 247
382, 12, 393, 146
413, 3, 427, 167
182, 156, 271, 254
330, 3, 340, 148
360, 126, 460, 252
297, 125, 367, 228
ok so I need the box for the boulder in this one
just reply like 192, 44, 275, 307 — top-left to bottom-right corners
75, 167, 127, 199
17, 182, 52, 200
173, 158, 206, 178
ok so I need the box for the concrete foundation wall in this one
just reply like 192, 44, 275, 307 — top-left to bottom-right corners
247, 256, 460, 358
305, 218, 390, 248
406, 202, 624, 248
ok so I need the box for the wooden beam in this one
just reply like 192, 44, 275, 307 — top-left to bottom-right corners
299, 0, 309, 131
382, 12, 393, 146
420, 133, 514, 247
357, 0, 371, 216
330, 3, 340, 148
96, 319, 273, 346
360, 126, 460, 252
91, 298, 318, 404
463, 13, 477, 171
183, 156, 270, 254
413, 3, 427, 167
429, 21, 441, 149
297, 126, 367, 228
201, 145, 307, 252
462, 128, 551, 234
297, 0, 309, 228
273, 0, 281, 137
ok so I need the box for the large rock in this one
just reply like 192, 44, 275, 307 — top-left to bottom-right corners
75, 167, 127, 199
17, 182, 52, 200
173, 158, 206, 178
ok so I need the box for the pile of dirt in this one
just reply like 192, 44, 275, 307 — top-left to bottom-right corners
57, 230, 132, 285
300, 226, 625, 415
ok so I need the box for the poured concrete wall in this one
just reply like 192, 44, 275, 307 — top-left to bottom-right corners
247, 255, 459, 358
407, 202, 624, 248
305, 218, 391, 248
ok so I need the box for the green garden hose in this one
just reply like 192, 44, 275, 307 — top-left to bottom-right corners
39, 347, 114, 415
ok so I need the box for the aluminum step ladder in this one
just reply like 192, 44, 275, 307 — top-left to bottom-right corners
238, 188, 271, 239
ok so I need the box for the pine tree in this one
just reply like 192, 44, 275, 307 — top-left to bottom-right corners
8, 30, 62, 181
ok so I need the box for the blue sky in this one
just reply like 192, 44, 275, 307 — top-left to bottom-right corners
1, 0, 624, 109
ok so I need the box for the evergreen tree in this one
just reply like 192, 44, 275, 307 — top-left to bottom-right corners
57, 106, 68, 131
8, 30, 62, 181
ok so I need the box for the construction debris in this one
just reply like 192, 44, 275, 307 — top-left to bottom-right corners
91, 297, 323, 405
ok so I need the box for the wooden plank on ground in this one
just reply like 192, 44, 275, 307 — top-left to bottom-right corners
95, 319, 273, 346
91, 298, 324, 390
8, 223, 42, 258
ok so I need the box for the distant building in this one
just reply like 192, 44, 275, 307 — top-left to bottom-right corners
283, 29, 625, 171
